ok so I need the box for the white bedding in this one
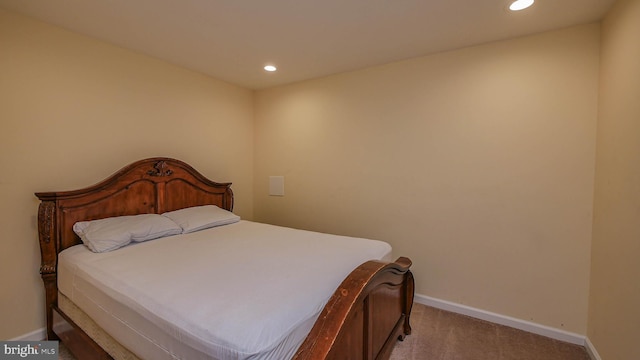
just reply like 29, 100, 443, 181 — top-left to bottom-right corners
58, 220, 392, 360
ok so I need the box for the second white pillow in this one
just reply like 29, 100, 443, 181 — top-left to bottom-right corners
162, 205, 240, 234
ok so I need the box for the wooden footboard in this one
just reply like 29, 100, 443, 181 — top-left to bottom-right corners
294, 257, 414, 360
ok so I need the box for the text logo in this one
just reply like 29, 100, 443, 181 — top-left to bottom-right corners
1, 342, 58, 359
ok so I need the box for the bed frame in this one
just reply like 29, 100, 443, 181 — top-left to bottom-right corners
35, 157, 414, 360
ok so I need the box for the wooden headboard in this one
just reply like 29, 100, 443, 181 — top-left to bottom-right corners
35, 157, 233, 339
36, 157, 233, 254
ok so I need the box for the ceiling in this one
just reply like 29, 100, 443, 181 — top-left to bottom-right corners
0, 0, 615, 90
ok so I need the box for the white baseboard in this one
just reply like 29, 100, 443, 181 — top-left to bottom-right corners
414, 294, 586, 346
8, 327, 46, 341
584, 337, 603, 360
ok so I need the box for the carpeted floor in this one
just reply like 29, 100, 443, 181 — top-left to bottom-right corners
58, 342, 74, 359
59, 303, 590, 359
389, 304, 590, 360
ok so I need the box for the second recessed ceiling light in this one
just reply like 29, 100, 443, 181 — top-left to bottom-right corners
509, 0, 534, 11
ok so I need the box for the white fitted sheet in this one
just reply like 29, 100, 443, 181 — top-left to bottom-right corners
58, 220, 392, 360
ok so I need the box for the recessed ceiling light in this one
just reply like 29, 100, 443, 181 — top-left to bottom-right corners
509, 0, 534, 11
264, 65, 277, 72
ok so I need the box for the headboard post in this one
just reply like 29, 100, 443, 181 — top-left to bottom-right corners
37, 200, 59, 340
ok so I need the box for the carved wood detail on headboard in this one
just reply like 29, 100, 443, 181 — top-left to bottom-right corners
147, 160, 174, 177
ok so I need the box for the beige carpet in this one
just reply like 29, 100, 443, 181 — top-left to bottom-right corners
59, 303, 590, 359
389, 304, 590, 360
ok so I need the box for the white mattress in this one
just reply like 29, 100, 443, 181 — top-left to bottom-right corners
58, 220, 392, 360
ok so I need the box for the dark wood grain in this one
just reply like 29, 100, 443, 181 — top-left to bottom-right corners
293, 257, 414, 360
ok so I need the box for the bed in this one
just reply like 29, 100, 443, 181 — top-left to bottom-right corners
35, 157, 414, 360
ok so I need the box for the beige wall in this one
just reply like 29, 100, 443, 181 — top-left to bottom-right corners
588, 0, 640, 358
254, 24, 600, 334
0, 9, 254, 339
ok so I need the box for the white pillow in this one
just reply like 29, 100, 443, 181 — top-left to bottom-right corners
162, 205, 240, 234
73, 214, 182, 253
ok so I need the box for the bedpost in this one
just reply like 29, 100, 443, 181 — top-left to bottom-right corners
402, 266, 415, 338
226, 187, 234, 212
37, 200, 59, 340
